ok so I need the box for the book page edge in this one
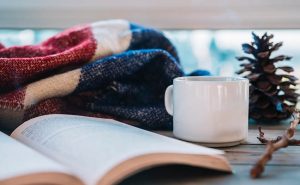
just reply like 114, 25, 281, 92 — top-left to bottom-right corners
97, 153, 232, 185
0, 172, 84, 185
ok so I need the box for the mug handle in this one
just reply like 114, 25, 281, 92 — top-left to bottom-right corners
164, 85, 173, 115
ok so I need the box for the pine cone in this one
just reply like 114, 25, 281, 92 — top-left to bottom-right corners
236, 32, 299, 121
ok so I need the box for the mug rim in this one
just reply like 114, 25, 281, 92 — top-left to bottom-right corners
174, 76, 248, 83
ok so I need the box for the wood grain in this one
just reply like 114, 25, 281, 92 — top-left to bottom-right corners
225, 145, 300, 165
151, 124, 300, 184
119, 165, 300, 185
157, 127, 300, 145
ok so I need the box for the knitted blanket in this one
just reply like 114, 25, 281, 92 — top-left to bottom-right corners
0, 20, 206, 131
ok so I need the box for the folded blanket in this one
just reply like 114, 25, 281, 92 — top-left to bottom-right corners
0, 19, 205, 131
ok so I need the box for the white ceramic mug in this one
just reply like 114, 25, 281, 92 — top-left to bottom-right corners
165, 76, 249, 146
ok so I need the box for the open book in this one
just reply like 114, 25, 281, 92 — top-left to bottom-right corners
0, 114, 232, 185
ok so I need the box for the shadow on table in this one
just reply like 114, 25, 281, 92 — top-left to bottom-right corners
118, 165, 231, 185
118, 164, 300, 185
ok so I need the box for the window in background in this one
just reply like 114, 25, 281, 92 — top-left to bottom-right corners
0, 29, 299, 79
0, 0, 299, 77
166, 30, 300, 78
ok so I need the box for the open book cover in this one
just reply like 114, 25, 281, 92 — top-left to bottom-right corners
0, 114, 232, 185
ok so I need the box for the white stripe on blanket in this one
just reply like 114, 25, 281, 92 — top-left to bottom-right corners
91, 19, 132, 61
23, 69, 81, 108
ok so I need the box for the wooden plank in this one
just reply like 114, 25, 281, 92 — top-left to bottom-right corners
245, 129, 300, 144
155, 130, 300, 166
149, 123, 300, 184
119, 164, 300, 185
156, 126, 300, 145
224, 145, 300, 165
156, 130, 284, 145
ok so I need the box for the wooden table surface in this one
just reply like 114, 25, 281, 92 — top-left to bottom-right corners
119, 121, 300, 185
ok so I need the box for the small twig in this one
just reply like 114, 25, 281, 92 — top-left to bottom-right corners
257, 126, 300, 145
256, 126, 281, 144
250, 110, 300, 178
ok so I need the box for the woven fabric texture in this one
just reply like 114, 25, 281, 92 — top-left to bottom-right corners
0, 20, 207, 131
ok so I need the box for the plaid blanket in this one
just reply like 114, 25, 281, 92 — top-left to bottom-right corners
0, 20, 207, 131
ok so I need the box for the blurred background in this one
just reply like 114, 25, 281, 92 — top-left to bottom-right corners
0, 0, 299, 77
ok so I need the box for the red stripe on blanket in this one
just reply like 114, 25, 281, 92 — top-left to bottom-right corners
0, 25, 97, 90
22, 98, 114, 122
23, 98, 68, 121
0, 88, 26, 110
22, 97, 142, 127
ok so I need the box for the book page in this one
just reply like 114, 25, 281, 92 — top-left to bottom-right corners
11, 114, 224, 185
0, 131, 74, 184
